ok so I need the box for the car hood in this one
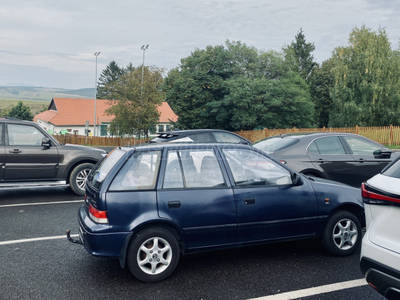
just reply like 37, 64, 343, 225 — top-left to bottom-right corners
305, 175, 350, 187
62, 144, 106, 153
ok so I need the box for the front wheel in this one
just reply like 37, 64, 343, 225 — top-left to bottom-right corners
69, 163, 94, 195
127, 227, 180, 282
321, 210, 361, 256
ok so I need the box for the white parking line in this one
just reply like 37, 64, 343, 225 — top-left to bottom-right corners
0, 200, 83, 208
247, 279, 367, 300
0, 234, 79, 246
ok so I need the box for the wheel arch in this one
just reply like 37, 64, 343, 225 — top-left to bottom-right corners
327, 204, 366, 229
119, 220, 186, 269
65, 159, 98, 184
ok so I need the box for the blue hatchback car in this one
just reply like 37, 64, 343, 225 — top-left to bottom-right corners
68, 143, 364, 282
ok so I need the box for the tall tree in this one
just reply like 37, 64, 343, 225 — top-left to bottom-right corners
308, 59, 335, 127
105, 66, 164, 138
284, 28, 317, 81
163, 40, 314, 130
97, 61, 124, 99
7, 101, 33, 120
329, 26, 400, 127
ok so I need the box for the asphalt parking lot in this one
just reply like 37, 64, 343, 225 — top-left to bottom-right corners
0, 186, 385, 300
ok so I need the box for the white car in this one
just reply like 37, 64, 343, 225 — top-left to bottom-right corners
360, 156, 400, 300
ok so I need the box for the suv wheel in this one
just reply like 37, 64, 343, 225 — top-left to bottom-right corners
127, 227, 180, 282
69, 163, 94, 195
321, 210, 361, 256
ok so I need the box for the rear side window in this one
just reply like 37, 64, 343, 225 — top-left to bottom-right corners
213, 132, 242, 143
163, 149, 225, 188
382, 157, 400, 179
254, 137, 299, 154
109, 150, 161, 191
308, 137, 346, 155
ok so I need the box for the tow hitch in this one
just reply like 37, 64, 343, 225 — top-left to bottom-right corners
66, 229, 83, 245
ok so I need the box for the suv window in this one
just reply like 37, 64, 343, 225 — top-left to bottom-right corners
223, 149, 291, 186
7, 124, 46, 146
109, 150, 161, 191
163, 149, 225, 188
308, 136, 346, 155
213, 132, 242, 143
254, 137, 299, 154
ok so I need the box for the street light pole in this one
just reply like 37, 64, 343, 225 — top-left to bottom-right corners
141, 44, 149, 95
93, 51, 100, 137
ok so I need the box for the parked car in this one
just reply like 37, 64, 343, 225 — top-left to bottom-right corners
253, 132, 398, 187
148, 129, 252, 145
360, 156, 400, 299
0, 116, 107, 195
67, 143, 364, 282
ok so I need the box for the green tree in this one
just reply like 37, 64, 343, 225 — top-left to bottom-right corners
97, 61, 124, 99
329, 26, 400, 127
6, 101, 33, 120
284, 28, 317, 81
105, 65, 164, 138
163, 40, 314, 130
308, 59, 335, 127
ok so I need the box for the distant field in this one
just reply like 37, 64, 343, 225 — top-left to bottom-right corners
0, 99, 50, 116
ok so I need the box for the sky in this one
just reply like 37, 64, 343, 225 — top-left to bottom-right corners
1, 0, 400, 90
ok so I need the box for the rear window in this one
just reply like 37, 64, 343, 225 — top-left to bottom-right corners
88, 149, 126, 189
382, 157, 400, 179
254, 137, 299, 154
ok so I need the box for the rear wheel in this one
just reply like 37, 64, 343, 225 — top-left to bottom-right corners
321, 210, 361, 256
127, 227, 180, 282
69, 163, 94, 195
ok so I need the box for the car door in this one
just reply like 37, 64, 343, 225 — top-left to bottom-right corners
306, 136, 359, 186
157, 146, 237, 250
342, 135, 393, 183
220, 147, 319, 243
4, 123, 59, 180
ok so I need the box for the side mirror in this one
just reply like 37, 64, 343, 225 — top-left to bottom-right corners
373, 149, 392, 158
291, 172, 303, 186
41, 138, 51, 148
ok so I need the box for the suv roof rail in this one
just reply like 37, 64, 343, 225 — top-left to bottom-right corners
0, 116, 23, 121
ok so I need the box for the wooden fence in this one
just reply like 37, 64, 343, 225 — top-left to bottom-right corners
52, 125, 400, 147
234, 125, 400, 145
52, 134, 148, 147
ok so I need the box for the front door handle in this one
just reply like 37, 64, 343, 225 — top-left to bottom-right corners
168, 201, 181, 209
244, 198, 255, 205
315, 159, 327, 163
9, 149, 22, 154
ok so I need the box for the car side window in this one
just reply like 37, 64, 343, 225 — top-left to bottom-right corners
308, 137, 346, 155
189, 133, 213, 143
213, 132, 242, 143
222, 149, 292, 187
163, 149, 225, 188
109, 150, 161, 191
343, 136, 381, 155
0, 124, 3, 145
7, 124, 46, 146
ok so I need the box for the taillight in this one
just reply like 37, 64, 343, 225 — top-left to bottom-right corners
362, 183, 400, 205
89, 204, 109, 224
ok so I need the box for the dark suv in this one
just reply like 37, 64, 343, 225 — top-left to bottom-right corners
0, 117, 106, 195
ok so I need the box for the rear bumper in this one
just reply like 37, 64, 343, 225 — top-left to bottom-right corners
78, 205, 130, 258
360, 235, 400, 300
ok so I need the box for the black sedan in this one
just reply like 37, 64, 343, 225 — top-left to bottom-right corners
254, 132, 399, 187
148, 129, 252, 145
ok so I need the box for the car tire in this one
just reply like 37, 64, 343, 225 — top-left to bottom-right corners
69, 163, 94, 195
127, 227, 180, 283
321, 210, 361, 256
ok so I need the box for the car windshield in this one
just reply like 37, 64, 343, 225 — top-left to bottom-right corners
382, 157, 400, 179
254, 137, 299, 154
88, 149, 126, 189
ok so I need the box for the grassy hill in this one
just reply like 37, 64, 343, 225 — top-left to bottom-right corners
0, 86, 95, 116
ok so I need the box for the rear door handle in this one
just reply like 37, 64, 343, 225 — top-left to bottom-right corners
244, 198, 255, 205
168, 201, 181, 209
9, 149, 22, 154
356, 158, 366, 163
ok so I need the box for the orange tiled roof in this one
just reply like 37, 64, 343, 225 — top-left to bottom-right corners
34, 98, 178, 126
